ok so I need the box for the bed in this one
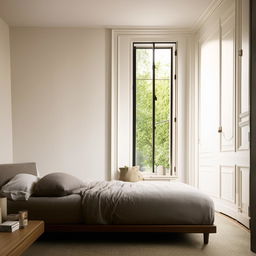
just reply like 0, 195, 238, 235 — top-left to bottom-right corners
0, 162, 216, 244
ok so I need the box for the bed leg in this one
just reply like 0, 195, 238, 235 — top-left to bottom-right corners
203, 233, 209, 244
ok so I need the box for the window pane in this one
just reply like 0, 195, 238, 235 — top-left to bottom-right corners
155, 74, 171, 171
155, 79, 170, 123
136, 49, 153, 79
155, 122, 170, 172
155, 49, 171, 79
136, 79, 153, 172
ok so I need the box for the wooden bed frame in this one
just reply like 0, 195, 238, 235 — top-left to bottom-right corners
0, 162, 217, 244
45, 224, 216, 244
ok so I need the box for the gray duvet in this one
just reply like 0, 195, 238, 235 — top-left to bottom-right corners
80, 181, 215, 225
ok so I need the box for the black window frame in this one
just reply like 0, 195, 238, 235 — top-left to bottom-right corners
132, 42, 176, 173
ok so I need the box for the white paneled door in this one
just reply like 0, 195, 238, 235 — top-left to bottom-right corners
198, 0, 250, 227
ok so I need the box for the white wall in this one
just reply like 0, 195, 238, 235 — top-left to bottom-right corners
10, 28, 111, 181
0, 17, 13, 163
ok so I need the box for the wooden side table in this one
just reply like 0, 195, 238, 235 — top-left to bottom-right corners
0, 220, 44, 256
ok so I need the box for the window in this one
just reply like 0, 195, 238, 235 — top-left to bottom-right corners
133, 42, 176, 175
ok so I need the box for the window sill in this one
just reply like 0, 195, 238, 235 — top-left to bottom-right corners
142, 174, 178, 181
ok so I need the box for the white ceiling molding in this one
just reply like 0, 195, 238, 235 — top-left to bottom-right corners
192, 0, 224, 31
111, 28, 195, 35
106, 26, 194, 32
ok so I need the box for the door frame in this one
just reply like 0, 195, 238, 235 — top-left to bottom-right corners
250, 0, 256, 252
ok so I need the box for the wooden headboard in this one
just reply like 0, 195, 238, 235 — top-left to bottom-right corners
0, 162, 38, 187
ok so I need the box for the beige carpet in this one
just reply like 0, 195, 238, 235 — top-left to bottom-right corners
23, 213, 255, 256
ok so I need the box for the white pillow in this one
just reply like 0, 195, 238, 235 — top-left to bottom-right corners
1, 173, 39, 200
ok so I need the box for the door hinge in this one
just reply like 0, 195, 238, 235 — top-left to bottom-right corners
238, 49, 243, 57
175, 50, 177, 56
218, 126, 222, 133
174, 74, 177, 80
248, 131, 250, 142
174, 166, 176, 174
174, 117, 177, 122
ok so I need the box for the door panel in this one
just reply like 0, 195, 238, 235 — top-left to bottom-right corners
240, 0, 250, 115
220, 166, 235, 203
220, 14, 236, 152
199, 30, 220, 155
199, 166, 220, 197
238, 167, 250, 216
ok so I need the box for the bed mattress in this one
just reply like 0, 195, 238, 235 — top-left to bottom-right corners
80, 181, 215, 225
8, 194, 83, 224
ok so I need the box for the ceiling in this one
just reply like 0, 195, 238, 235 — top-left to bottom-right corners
0, 0, 215, 28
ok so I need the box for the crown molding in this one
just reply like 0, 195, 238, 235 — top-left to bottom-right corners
111, 28, 194, 35
192, 0, 224, 32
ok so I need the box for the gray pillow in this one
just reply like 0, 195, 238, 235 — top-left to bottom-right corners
34, 172, 85, 197
0, 173, 39, 200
